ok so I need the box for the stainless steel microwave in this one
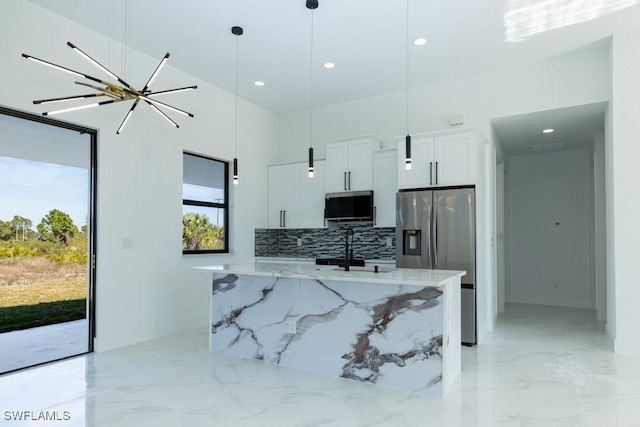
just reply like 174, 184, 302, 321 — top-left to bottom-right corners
324, 191, 374, 222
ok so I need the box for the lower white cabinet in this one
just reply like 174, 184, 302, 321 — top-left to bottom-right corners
268, 161, 326, 229
373, 150, 397, 227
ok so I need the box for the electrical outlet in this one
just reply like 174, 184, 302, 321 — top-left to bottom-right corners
553, 282, 559, 291
297, 238, 302, 247
289, 320, 297, 334
122, 238, 133, 249
386, 237, 393, 247
553, 221, 561, 227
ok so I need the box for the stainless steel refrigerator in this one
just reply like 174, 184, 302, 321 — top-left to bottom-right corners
396, 187, 476, 345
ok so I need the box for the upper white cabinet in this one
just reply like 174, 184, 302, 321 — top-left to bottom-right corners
373, 149, 398, 228
268, 164, 300, 228
268, 161, 326, 229
398, 130, 477, 189
326, 137, 380, 192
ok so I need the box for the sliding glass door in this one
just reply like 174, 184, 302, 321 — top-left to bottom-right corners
0, 107, 96, 374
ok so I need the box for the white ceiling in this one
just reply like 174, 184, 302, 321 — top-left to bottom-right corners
26, 0, 636, 154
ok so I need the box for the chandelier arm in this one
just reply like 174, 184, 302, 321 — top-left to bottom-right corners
116, 99, 140, 134
146, 86, 198, 97
138, 95, 194, 117
67, 42, 134, 90
22, 53, 106, 86
144, 101, 180, 128
33, 93, 108, 105
141, 53, 170, 93
42, 98, 126, 116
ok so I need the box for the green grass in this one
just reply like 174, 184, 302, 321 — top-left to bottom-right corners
0, 299, 86, 333
0, 258, 87, 332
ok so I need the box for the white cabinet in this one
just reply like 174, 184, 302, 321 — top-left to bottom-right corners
268, 164, 299, 228
398, 130, 476, 189
326, 137, 379, 192
268, 161, 326, 229
373, 150, 397, 228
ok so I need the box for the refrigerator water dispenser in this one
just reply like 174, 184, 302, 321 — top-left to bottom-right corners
403, 230, 421, 256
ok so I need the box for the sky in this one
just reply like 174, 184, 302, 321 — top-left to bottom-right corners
0, 156, 89, 229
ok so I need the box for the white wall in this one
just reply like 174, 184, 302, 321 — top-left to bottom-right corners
279, 46, 610, 162
594, 134, 607, 321
609, 28, 640, 355
507, 149, 593, 308
1, 2, 279, 352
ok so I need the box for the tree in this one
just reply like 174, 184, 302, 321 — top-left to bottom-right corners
10, 215, 33, 241
37, 209, 78, 245
183, 213, 223, 251
0, 220, 12, 241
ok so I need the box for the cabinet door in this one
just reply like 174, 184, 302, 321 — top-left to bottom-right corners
325, 142, 349, 192
281, 164, 300, 228
268, 166, 284, 228
299, 160, 326, 228
397, 136, 435, 189
373, 151, 397, 227
347, 139, 374, 191
434, 132, 476, 186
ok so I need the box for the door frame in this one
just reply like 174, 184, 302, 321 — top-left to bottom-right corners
0, 105, 98, 352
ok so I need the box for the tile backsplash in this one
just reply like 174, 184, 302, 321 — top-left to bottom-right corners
255, 224, 396, 259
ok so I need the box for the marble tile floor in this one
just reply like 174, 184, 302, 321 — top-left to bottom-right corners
1, 304, 640, 427
0, 319, 88, 374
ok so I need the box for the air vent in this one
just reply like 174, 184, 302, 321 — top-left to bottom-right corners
529, 142, 566, 153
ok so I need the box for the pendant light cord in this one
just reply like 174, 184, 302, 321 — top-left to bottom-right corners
123, 0, 128, 81
310, 7, 314, 151
235, 35, 239, 159
406, 0, 409, 136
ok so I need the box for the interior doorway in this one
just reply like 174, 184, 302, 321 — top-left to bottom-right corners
0, 107, 96, 374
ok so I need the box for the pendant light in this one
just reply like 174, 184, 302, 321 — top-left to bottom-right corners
404, 0, 412, 170
232, 26, 243, 185
306, 0, 318, 178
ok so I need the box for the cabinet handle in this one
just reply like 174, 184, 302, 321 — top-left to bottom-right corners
348, 171, 351, 190
280, 210, 283, 227
344, 172, 347, 191
283, 210, 286, 227
374, 206, 377, 226
435, 162, 439, 185
430, 162, 433, 186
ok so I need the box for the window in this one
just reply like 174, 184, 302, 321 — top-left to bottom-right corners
182, 152, 229, 253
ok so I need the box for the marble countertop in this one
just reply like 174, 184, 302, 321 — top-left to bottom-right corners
196, 262, 465, 287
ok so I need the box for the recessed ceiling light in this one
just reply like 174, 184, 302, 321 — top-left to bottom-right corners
323, 62, 335, 69
542, 128, 554, 133
413, 38, 428, 46
254, 81, 265, 87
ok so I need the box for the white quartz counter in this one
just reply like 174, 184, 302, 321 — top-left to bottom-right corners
196, 262, 464, 287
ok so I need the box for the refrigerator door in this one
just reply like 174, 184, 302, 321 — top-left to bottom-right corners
461, 287, 476, 345
433, 188, 476, 285
396, 190, 433, 269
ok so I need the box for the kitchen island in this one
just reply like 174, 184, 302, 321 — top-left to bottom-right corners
196, 262, 464, 397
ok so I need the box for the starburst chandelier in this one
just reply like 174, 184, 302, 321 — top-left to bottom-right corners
22, 41, 197, 134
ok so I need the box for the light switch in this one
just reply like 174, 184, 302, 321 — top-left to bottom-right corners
122, 238, 133, 249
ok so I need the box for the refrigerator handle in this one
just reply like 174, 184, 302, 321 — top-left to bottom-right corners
432, 202, 438, 268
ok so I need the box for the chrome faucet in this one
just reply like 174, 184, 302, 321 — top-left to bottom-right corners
344, 227, 355, 271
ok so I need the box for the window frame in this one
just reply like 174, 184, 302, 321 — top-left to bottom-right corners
182, 151, 230, 254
